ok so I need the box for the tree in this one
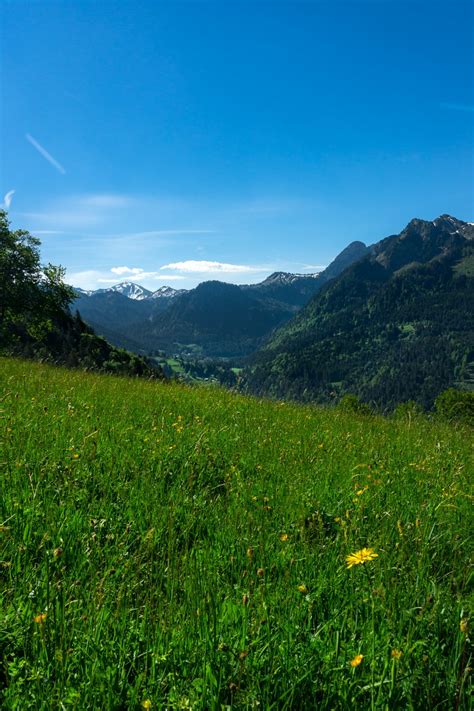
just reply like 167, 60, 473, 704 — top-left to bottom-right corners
0, 210, 74, 339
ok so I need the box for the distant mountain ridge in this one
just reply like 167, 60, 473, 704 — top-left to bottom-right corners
75, 282, 185, 301
72, 243, 368, 357
246, 214, 474, 409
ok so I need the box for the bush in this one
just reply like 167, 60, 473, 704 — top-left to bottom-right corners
393, 400, 424, 421
435, 388, 474, 424
337, 393, 372, 415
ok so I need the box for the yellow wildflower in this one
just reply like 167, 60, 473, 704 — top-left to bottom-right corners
460, 618, 469, 634
34, 613, 47, 624
346, 548, 378, 569
142, 701, 152, 710
350, 654, 364, 667
297, 584, 307, 593
391, 649, 403, 659
279, 533, 289, 542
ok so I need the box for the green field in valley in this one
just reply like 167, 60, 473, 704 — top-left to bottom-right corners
0, 358, 472, 709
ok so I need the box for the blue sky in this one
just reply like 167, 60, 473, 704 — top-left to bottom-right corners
1, 0, 473, 290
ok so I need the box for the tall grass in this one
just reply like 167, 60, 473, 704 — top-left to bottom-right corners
0, 358, 472, 709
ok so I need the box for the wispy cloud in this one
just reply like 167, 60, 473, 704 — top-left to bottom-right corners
301, 264, 327, 271
31, 229, 65, 235
161, 260, 266, 274
97, 274, 186, 284
440, 102, 474, 113
81, 194, 134, 208
3, 190, 15, 209
25, 133, 66, 174
127, 229, 215, 238
111, 266, 144, 276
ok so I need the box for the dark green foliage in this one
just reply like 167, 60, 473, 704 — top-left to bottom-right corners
435, 388, 474, 423
338, 394, 373, 415
0, 211, 161, 378
0, 210, 74, 336
246, 216, 474, 410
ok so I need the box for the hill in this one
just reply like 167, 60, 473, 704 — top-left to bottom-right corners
246, 215, 474, 409
0, 358, 471, 708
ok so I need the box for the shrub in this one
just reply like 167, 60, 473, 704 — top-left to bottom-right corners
435, 387, 474, 424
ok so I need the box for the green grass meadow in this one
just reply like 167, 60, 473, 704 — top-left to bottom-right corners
1, 358, 472, 709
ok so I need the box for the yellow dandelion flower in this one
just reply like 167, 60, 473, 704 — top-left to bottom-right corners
279, 533, 289, 542
460, 618, 469, 633
350, 654, 364, 667
142, 700, 152, 710
346, 547, 378, 569
256, 567, 265, 577
34, 613, 47, 624
246, 546, 254, 559
355, 489, 365, 496
391, 649, 403, 659
297, 584, 307, 593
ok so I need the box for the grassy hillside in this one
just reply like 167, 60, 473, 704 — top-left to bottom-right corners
1, 358, 472, 709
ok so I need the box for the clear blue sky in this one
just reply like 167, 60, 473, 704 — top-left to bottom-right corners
1, 0, 473, 290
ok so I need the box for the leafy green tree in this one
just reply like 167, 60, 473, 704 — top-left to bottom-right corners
0, 210, 74, 338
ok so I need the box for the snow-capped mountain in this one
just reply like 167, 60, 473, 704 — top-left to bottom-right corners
150, 286, 187, 299
74, 282, 185, 302
96, 282, 153, 300
259, 271, 322, 286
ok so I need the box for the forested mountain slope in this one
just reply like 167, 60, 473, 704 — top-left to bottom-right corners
246, 215, 474, 409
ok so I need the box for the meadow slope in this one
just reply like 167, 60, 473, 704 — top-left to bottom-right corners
0, 358, 472, 709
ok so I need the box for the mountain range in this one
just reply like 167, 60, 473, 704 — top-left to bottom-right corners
246, 215, 474, 408
72, 240, 369, 357
71, 213, 474, 409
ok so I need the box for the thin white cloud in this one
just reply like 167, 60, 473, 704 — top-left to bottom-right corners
97, 274, 187, 284
158, 274, 188, 281
111, 266, 144, 276
128, 229, 215, 238
81, 194, 133, 208
25, 133, 66, 174
161, 260, 266, 274
31, 229, 64, 235
301, 264, 327, 271
3, 190, 15, 209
